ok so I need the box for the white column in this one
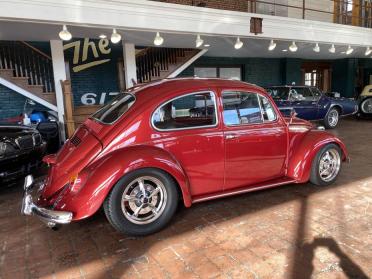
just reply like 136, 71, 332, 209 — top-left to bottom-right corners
123, 43, 137, 88
50, 40, 67, 141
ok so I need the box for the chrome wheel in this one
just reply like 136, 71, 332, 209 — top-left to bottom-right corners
361, 98, 372, 114
327, 109, 339, 127
319, 149, 341, 182
121, 176, 167, 225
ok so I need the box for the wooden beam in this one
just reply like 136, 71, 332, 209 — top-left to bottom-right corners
61, 80, 75, 138
352, 0, 361, 26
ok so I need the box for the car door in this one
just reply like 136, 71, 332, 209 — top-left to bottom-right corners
289, 87, 318, 120
222, 90, 288, 191
151, 90, 224, 197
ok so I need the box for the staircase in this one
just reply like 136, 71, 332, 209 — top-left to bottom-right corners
136, 47, 200, 83
72, 47, 205, 127
0, 41, 56, 105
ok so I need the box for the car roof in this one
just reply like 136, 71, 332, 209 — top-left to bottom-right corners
266, 85, 316, 88
130, 78, 265, 97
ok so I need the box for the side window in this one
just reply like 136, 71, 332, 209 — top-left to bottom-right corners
258, 95, 277, 121
222, 91, 263, 125
152, 92, 217, 130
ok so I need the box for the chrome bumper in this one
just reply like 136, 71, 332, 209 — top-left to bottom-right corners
21, 175, 73, 227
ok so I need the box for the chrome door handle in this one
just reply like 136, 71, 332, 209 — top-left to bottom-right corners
225, 134, 237, 140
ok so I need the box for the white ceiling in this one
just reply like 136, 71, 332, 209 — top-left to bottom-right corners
0, 20, 371, 60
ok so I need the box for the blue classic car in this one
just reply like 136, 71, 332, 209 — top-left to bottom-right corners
265, 86, 358, 129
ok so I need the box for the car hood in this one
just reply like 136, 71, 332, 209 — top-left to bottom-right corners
0, 124, 36, 141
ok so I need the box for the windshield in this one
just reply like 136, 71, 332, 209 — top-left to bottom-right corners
266, 87, 289, 100
92, 93, 135, 124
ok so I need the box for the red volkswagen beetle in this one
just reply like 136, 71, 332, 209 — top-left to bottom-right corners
22, 78, 348, 236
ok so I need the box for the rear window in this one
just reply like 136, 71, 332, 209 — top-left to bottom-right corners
92, 93, 135, 124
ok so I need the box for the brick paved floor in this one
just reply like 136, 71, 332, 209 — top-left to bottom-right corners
0, 118, 371, 279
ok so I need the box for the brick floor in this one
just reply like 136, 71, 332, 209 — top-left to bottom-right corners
0, 118, 371, 279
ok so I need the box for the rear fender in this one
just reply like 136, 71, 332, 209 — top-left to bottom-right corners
54, 145, 191, 220
287, 131, 348, 183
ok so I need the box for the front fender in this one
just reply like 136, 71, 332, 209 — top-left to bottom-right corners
54, 145, 191, 220
287, 130, 348, 183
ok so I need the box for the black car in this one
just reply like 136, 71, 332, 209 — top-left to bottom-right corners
0, 124, 46, 184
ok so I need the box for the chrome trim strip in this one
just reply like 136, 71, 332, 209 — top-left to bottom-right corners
192, 179, 296, 203
151, 90, 219, 132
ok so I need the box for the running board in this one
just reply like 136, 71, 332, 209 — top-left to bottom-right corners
192, 177, 297, 203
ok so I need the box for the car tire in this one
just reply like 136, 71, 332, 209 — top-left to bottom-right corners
359, 97, 372, 116
323, 107, 340, 129
103, 168, 179, 236
310, 144, 342, 186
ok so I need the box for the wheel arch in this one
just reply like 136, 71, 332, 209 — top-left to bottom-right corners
55, 145, 192, 220
287, 131, 348, 183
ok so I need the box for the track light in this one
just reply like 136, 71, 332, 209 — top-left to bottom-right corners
289, 41, 298, 52
313, 43, 320, 53
59, 25, 72, 41
110, 29, 121, 44
154, 32, 164, 46
346, 45, 354, 55
195, 35, 204, 48
234, 37, 243, 50
365, 47, 372, 56
268, 40, 277, 51
329, 44, 336, 53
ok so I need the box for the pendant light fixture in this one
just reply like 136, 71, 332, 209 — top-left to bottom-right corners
289, 41, 298, 52
154, 32, 164, 46
365, 47, 372, 56
59, 25, 72, 41
268, 40, 277, 51
234, 37, 243, 50
329, 44, 336, 53
313, 43, 320, 53
346, 45, 354, 55
195, 35, 204, 48
110, 29, 121, 44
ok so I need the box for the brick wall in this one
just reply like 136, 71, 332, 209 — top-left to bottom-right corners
0, 85, 47, 121
154, 0, 248, 12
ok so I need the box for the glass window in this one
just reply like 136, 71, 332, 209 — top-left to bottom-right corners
266, 87, 289, 100
219, 68, 241, 80
259, 95, 277, 121
289, 87, 315, 101
222, 91, 263, 125
92, 93, 135, 124
194, 67, 217, 78
152, 92, 217, 130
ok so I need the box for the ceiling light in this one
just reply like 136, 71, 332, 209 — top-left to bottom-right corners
110, 29, 121, 44
99, 34, 107, 39
204, 44, 210, 47
154, 32, 164, 46
234, 37, 243, 49
268, 40, 277, 51
59, 25, 72, 41
346, 45, 354, 55
313, 43, 320, 53
365, 47, 372, 56
282, 49, 288, 52
329, 44, 336, 53
289, 41, 298, 52
195, 35, 204, 48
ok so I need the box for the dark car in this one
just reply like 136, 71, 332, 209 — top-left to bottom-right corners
265, 86, 358, 129
0, 124, 46, 184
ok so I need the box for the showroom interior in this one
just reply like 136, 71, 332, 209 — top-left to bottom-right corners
0, 0, 371, 278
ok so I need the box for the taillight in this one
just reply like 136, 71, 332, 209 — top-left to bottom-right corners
69, 171, 89, 194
